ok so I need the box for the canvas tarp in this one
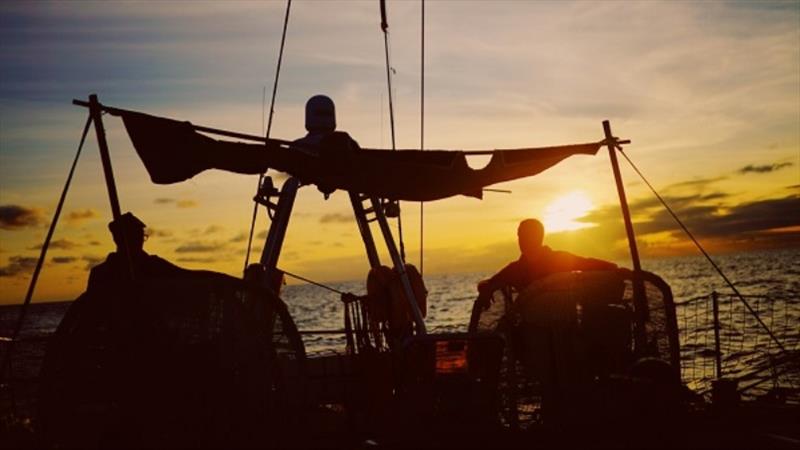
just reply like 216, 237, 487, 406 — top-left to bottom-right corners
120, 110, 602, 202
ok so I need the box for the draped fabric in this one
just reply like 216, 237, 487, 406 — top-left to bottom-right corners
121, 110, 602, 202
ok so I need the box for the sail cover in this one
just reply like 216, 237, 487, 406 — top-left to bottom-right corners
119, 110, 602, 202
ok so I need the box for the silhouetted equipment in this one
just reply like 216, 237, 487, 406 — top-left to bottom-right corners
4, 88, 785, 450
305, 94, 337, 133
38, 271, 286, 448
59, 97, 636, 438
70, 101, 608, 201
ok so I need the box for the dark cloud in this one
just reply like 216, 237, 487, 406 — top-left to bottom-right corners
0, 256, 37, 277
738, 162, 793, 174
319, 213, 353, 224
154, 198, 198, 208
0, 205, 44, 230
66, 208, 98, 224
677, 195, 800, 237
204, 225, 224, 235
52, 256, 77, 264
580, 194, 800, 243
663, 177, 727, 192
89, 240, 102, 246
256, 230, 268, 239
229, 232, 248, 243
175, 240, 226, 253
29, 238, 79, 250
148, 227, 173, 238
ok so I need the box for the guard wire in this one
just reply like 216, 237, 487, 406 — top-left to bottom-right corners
617, 147, 786, 353
379, 0, 406, 263
0, 114, 92, 387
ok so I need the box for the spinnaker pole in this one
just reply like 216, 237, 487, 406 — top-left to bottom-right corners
89, 94, 122, 220
87, 94, 135, 283
603, 120, 648, 352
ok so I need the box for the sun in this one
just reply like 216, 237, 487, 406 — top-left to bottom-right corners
542, 191, 594, 233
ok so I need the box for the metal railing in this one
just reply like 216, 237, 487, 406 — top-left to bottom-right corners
675, 291, 799, 401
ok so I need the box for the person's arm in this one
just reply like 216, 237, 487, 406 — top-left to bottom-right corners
479, 262, 518, 293
476, 261, 519, 309
561, 252, 617, 271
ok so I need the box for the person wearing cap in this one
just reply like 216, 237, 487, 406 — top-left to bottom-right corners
476, 218, 617, 309
87, 212, 181, 290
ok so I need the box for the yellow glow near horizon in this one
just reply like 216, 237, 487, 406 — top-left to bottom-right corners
542, 191, 594, 233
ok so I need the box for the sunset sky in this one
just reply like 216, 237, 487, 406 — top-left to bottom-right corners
1, 1, 798, 304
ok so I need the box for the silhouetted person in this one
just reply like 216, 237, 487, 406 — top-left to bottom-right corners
476, 218, 617, 308
87, 212, 181, 290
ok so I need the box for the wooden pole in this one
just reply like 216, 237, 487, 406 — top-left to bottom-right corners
88, 94, 136, 285
603, 120, 648, 352
88, 94, 122, 220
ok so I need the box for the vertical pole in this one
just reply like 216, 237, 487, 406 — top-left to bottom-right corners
88, 94, 134, 283
371, 197, 427, 334
349, 192, 381, 268
603, 120, 648, 352
88, 94, 122, 220
711, 291, 723, 379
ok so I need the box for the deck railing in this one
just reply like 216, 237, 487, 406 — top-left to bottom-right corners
675, 292, 799, 401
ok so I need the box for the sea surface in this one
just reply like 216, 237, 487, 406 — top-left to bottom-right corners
2, 248, 798, 396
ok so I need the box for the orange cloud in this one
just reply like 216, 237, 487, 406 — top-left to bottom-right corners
66, 208, 98, 224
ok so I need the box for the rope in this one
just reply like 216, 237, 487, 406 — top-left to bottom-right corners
379, 0, 406, 262
282, 269, 345, 295
617, 147, 786, 353
419, 0, 425, 275
0, 114, 92, 385
244, 0, 293, 273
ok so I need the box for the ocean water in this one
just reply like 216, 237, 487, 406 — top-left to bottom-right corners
1, 248, 798, 395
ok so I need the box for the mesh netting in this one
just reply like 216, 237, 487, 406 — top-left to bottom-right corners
468, 269, 679, 429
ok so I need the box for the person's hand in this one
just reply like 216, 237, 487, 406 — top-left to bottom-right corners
476, 280, 494, 311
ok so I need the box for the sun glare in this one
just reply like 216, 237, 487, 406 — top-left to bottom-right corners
542, 191, 594, 233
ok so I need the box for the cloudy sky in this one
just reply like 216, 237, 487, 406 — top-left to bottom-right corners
1, 1, 798, 304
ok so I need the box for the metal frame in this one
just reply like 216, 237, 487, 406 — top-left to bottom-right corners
255, 177, 427, 334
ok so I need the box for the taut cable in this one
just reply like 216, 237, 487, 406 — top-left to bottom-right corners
245, 0, 293, 273
618, 147, 786, 352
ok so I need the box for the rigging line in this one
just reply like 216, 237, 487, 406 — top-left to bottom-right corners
380, 0, 406, 263
0, 114, 92, 384
419, 0, 425, 276
283, 269, 345, 295
617, 148, 786, 353
244, 0, 293, 273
